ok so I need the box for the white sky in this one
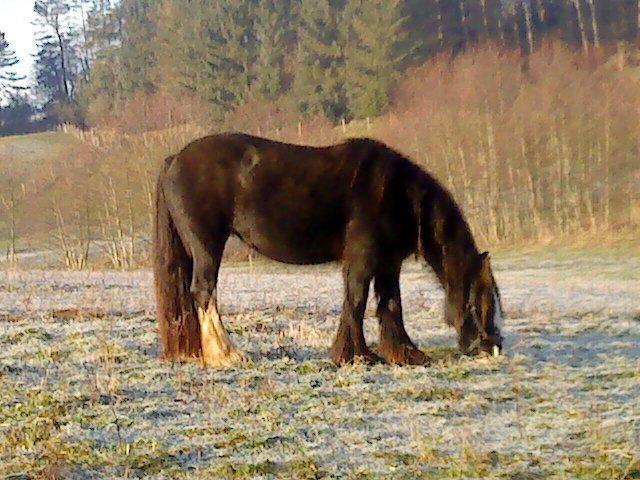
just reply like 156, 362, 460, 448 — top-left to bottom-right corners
0, 0, 37, 85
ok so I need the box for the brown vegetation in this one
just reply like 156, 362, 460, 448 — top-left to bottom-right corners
0, 41, 638, 269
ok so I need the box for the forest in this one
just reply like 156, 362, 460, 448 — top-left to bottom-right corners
2, 0, 640, 131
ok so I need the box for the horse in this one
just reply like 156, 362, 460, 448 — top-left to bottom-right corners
153, 133, 504, 367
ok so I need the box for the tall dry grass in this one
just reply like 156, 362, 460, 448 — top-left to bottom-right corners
374, 41, 640, 246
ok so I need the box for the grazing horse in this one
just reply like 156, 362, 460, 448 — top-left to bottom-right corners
154, 133, 503, 367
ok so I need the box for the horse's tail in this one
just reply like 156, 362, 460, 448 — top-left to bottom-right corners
153, 156, 201, 360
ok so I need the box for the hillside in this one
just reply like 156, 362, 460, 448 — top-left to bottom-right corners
0, 132, 86, 250
1, 43, 639, 269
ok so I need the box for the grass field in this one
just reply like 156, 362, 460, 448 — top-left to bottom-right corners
1, 252, 639, 479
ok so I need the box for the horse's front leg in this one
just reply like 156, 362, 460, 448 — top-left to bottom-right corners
191, 245, 248, 368
329, 260, 382, 365
196, 291, 248, 368
375, 268, 428, 365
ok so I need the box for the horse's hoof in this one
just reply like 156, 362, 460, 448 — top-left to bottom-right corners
329, 343, 354, 366
353, 350, 385, 365
329, 347, 383, 366
382, 345, 430, 366
201, 348, 249, 368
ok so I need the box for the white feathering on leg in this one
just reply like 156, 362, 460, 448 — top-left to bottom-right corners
197, 305, 248, 368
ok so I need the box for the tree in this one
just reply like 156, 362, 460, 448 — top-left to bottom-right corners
344, 0, 410, 119
252, 0, 291, 100
294, 0, 347, 120
153, 0, 259, 114
70, 0, 640, 128
116, 0, 157, 95
80, 0, 159, 123
0, 94, 37, 136
33, 0, 79, 102
80, 0, 123, 117
0, 32, 25, 102
84, 0, 119, 58
205, 0, 258, 108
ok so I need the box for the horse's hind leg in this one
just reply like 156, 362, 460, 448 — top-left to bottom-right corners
375, 268, 428, 365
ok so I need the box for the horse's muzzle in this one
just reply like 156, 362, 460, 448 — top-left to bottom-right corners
480, 335, 503, 357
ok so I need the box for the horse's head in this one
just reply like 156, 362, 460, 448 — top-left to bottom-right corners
450, 252, 504, 356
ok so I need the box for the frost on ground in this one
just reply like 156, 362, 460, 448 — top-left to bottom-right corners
0, 254, 639, 479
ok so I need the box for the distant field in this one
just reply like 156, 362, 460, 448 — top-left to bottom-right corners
0, 131, 86, 253
1, 252, 638, 478
0, 131, 79, 176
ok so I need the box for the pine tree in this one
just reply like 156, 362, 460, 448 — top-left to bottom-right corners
344, 0, 409, 119
0, 94, 36, 135
74, 0, 640, 127
596, 0, 638, 42
205, 0, 258, 108
116, 0, 157, 95
79, 0, 122, 118
155, 0, 258, 112
253, 0, 290, 100
404, 0, 442, 59
80, 0, 158, 123
293, 0, 347, 120
152, 0, 207, 100
0, 32, 25, 101
33, 0, 79, 102
469, 0, 504, 40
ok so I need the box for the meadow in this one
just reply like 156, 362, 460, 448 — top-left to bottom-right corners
1, 251, 639, 479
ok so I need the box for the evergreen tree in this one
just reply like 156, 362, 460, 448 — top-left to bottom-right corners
155, 0, 258, 112
596, 0, 638, 42
468, 0, 505, 41
206, 0, 258, 108
0, 94, 37, 136
116, 0, 157, 95
152, 0, 205, 99
33, 0, 80, 102
294, 0, 346, 120
75, 0, 640, 127
344, 0, 410, 119
0, 32, 25, 101
80, 1, 120, 119
80, 0, 158, 122
253, 0, 290, 100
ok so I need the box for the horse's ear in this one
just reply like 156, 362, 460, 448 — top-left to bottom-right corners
479, 251, 492, 283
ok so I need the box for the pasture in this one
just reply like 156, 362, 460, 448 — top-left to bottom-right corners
1, 251, 639, 479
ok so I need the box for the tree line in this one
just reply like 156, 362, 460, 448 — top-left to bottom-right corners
2, 0, 640, 134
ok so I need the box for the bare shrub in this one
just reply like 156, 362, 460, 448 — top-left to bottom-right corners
3, 41, 639, 268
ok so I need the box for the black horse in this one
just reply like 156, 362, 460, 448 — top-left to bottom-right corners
154, 133, 503, 367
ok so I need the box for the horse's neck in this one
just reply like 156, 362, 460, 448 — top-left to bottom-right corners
415, 185, 478, 296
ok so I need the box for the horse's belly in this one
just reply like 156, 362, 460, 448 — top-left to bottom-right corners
249, 239, 339, 265
231, 207, 345, 265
